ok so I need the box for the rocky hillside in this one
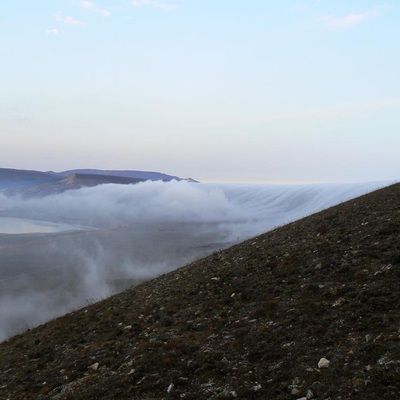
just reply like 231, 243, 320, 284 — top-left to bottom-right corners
1, 183, 400, 399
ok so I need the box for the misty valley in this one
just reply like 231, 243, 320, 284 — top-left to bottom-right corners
0, 168, 389, 341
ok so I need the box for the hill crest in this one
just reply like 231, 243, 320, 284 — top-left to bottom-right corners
54, 169, 185, 182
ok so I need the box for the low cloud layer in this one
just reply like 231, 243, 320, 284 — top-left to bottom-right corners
0, 181, 243, 227
0, 180, 390, 341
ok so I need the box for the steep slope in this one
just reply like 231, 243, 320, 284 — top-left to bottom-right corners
0, 184, 400, 399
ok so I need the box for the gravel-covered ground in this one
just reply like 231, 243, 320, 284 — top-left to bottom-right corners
1, 183, 400, 399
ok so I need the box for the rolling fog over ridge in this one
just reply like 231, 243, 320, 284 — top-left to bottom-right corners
0, 176, 393, 341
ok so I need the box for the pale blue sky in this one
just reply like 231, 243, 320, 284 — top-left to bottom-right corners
1, 0, 399, 183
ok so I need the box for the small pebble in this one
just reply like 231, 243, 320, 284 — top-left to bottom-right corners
318, 357, 330, 369
167, 383, 174, 393
89, 362, 99, 370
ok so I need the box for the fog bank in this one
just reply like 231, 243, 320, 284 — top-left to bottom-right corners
0, 180, 390, 341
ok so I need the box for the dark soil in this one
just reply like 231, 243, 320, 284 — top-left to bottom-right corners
1, 183, 400, 399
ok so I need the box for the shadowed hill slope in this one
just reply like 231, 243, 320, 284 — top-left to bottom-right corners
0, 168, 61, 190
1, 184, 400, 399
4, 173, 145, 197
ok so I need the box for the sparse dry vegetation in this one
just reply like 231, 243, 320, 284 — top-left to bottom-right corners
1, 184, 400, 399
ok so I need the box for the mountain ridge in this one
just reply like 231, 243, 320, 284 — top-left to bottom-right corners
0, 168, 61, 190
0, 168, 196, 197
1, 183, 400, 399
52, 169, 185, 182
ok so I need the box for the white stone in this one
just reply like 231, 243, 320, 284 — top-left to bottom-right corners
332, 297, 346, 307
167, 383, 174, 393
89, 362, 99, 370
318, 357, 330, 368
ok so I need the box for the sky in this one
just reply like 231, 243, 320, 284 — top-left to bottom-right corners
1, 0, 399, 183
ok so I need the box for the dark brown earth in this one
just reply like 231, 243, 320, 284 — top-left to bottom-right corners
1, 183, 400, 399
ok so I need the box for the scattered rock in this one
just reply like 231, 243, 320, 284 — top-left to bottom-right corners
252, 383, 262, 391
318, 358, 330, 369
332, 297, 346, 307
89, 362, 99, 371
167, 383, 174, 394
